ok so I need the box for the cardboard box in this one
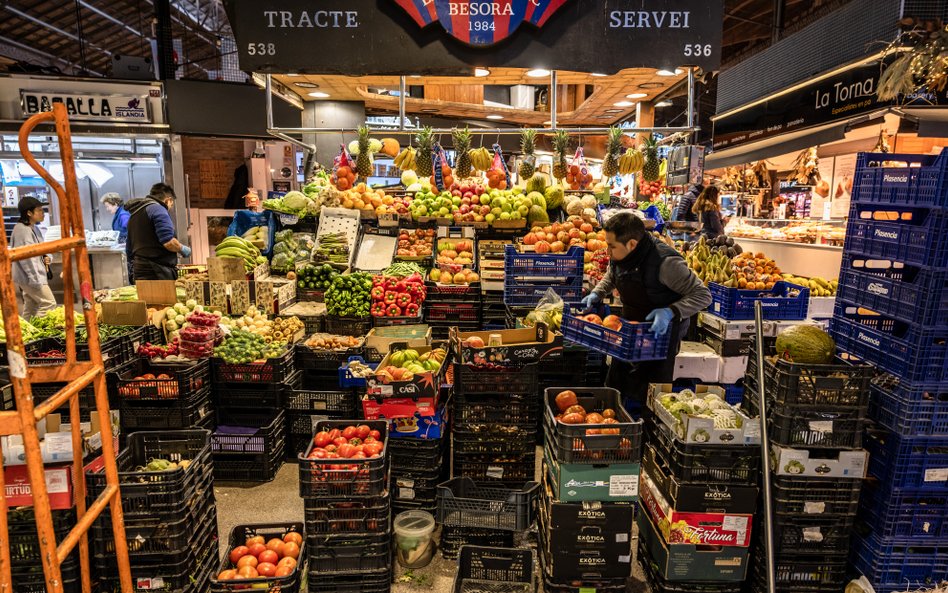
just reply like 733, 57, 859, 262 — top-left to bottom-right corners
540, 529, 635, 581
673, 342, 722, 382
184, 280, 229, 310
539, 500, 634, 555
100, 300, 149, 326
208, 256, 249, 282
540, 472, 635, 533
4, 463, 73, 509
365, 345, 444, 399
771, 445, 868, 478
808, 296, 836, 319
640, 470, 752, 547
365, 325, 431, 355
719, 356, 749, 384
637, 508, 750, 582
648, 384, 760, 445
544, 447, 640, 502
135, 280, 177, 306
642, 445, 758, 514
361, 395, 445, 439
697, 313, 757, 340
451, 323, 562, 366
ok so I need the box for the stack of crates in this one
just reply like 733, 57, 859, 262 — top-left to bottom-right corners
115, 358, 213, 434
451, 362, 539, 486
8, 508, 80, 593
211, 346, 296, 482
388, 425, 449, 516
295, 334, 363, 390
743, 347, 871, 593
424, 281, 481, 340
540, 387, 641, 591
503, 245, 583, 309
89, 429, 217, 593
830, 148, 948, 592
480, 290, 507, 329
640, 385, 758, 591
299, 419, 392, 593
478, 238, 511, 330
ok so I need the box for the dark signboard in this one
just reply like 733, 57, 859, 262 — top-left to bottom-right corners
712, 59, 948, 150
222, 0, 723, 75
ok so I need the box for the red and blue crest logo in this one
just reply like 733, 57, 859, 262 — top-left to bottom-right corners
393, 0, 570, 46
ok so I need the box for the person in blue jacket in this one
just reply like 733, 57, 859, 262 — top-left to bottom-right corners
125, 183, 191, 281
101, 193, 130, 243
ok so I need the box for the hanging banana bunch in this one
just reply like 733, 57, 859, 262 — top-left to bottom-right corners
470, 146, 493, 172
618, 148, 644, 175
394, 147, 417, 171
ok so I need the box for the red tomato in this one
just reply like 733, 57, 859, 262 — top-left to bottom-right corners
324, 444, 337, 453
338, 444, 356, 458
363, 436, 377, 444
314, 432, 332, 448
275, 565, 294, 577
247, 543, 267, 557
217, 569, 237, 581
332, 437, 348, 447
356, 424, 371, 439
352, 451, 366, 459
363, 442, 383, 458
257, 562, 277, 577
369, 430, 381, 440
266, 538, 285, 555
326, 428, 341, 441
278, 557, 298, 570
342, 426, 358, 440
236, 555, 258, 569
246, 536, 265, 547
309, 449, 327, 459
229, 546, 250, 564
283, 532, 303, 546
326, 452, 340, 459
258, 550, 278, 565
237, 565, 258, 579
282, 542, 301, 560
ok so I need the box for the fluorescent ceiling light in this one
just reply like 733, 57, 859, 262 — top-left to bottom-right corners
614, 101, 635, 107
543, 121, 552, 125
285, 74, 300, 77
657, 69, 683, 76
308, 91, 330, 98
639, 82, 664, 89
655, 100, 673, 107
295, 82, 318, 88
526, 68, 550, 78
486, 114, 504, 120
474, 68, 491, 77
409, 75, 422, 78
591, 73, 608, 77
626, 93, 647, 99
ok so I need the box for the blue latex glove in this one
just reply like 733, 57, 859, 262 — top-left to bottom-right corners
580, 292, 601, 313
179, 244, 192, 258
645, 307, 674, 336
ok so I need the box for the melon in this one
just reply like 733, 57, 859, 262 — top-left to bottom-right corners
774, 325, 836, 364
527, 191, 547, 209
526, 174, 549, 194
544, 185, 565, 210
528, 204, 550, 225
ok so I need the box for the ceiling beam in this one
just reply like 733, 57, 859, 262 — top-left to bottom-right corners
0, 34, 102, 75
1, 5, 113, 59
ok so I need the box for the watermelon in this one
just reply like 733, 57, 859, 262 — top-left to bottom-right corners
775, 325, 836, 364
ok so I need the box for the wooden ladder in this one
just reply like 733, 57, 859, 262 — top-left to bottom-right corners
0, 103, 133, 592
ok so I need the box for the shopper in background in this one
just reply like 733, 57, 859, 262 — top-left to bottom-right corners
11, 196, 57, 318
673, 181, 703, 222
100, 192, 130, 244
581, 212, 711, 412
125, 183, 191, 282
693, 185, 725, 240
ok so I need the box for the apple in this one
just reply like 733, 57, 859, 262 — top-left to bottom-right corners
464, 336, 486, 348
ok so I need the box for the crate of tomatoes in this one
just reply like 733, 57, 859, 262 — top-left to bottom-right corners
210, 522, 305, 593
298, 420, 388, 499
116, 358, 210, 400
544, 387, 643, 464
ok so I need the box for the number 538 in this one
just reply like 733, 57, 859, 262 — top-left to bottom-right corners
247, 43, 276, 56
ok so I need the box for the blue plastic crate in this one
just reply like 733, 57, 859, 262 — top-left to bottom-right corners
561, 309, 669, 363
851, 531, 948, 590
708, 281, 809, 321
866, 429, 948, 491
859, 482, 948, 540
503, 245, 584, 278
869, 375, 948, 437
724, 383, 744, 406
503, 278, 584, 307
844, 203, 948, 268
337, 356, 377, 389
830, 301, 948, 387
837, 254, 948, 328
851, 149, 948, 208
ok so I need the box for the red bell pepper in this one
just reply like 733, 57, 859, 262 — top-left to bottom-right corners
404, 302, 420, 317
386, 304, 402, 317
396, 293, 412, 308
395, 280, 409, 293
384, 291, 398, 304
406, 272, 423, 285
371, 302, 387, 317
371, 286, 386, 301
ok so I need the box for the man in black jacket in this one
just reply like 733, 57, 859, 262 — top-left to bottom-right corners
581, 212, 711, 411
673, 182, 703, 222
125, 183, 191, 281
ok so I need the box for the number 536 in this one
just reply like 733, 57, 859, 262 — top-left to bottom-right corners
683, 44, 712, 57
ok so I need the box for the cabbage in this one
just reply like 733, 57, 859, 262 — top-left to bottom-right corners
283, 191, 309, 211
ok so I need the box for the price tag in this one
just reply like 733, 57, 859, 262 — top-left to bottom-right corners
398, 487, 415, 500
723, 515, 749, 543
618, 554, 631, 564
395, 478, 415, 489
924, 468, 948, 482
802, 527, 824, 542
486, 466, 504, 479
609, 474, 638, 497
803, 501, 826, 514
616, 533, 629, 543
809, 420, 833, 433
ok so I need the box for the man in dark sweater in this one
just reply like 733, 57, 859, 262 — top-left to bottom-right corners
673, 182, 703, 222
581, 212, 711, 411
125, 183, 191, 281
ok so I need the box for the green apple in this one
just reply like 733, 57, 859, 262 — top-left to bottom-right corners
485, 213, 496, 224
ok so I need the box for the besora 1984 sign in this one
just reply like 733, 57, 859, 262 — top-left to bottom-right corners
223, 0, 723, 75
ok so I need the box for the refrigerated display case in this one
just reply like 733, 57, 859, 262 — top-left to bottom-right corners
726, 218, 845, 278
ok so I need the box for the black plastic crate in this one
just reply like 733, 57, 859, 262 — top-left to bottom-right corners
648, 424, 760, 485
212, 346, 295, 383
86, 429, 212, 519
304, 496, 391, 534
209, 522, 305, 593
299, 369, 347, 391
745, 394, 867, 449
452, 394, 539, 426
849, 532, 948, 591
299, 420, 389, 499
750, 549, 848, 591
120, 386, 213, 431
437, 477, 539, 531
306, 568, 392, 593
389, 436, 446, 468
295, 342, 364, 372
771, 515, 856, 554
771, 475, 862, 517
426, 281, 482, 303
13, 555, 81, 593
454, 363, 538, 396
868, 374, 948, 437
306, 531, 391, 574
212, 409, 285, 456
452, 546, 534, 593
440, 525, 515, 561
745, 351, 873, 410
325, 315, 372, 337
286, 387, 357, 416
427, 302, 480, 323
393, 466, 448, 502
452, 452, 536, 484
214, 442, 285, 483
543, 387, 642, 464
116, 358, 211, 401
7, 508, 75, 564
453, 427, 537, 455
213, 369, 302, 410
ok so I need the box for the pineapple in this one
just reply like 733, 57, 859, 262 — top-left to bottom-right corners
602, 126, 623, 179
415, 126, 435, 177
551, 130, 570, 180
355, 125, 372, 179
452, 127, 473, 178
518, 129, 537, 179
641, 135, 660, 182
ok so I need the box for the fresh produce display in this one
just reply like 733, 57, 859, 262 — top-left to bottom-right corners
370, 273, 425, 318
414, 126, 435, 177
518, 129, 537, 179
523, 216, 606, 254
469, 146, 493, 172
303, 334, 361, 351
450, 180, 492, 224
214, 330, 287, 364
119, 371, 183, 398
382, 261, 426, 278
428, 268, 479, 285
29, 306, 85, 339
342, 358, 374, 379
307, 424, 385, 460
572, 312, 625, 332
774, 324, 836, 364
313, 232, 351, 265
683, 235, 743, 285
325, 272, 373, 318
619, 147, 645, 175
551, 130, 571, 181
136, 341, 182, 361
396, 228, 434, 258
215, 236, 266, 273
639, 200, 671, 220
375, 347, 446, 383
520, 300, 564, 331
552, 390, 622, 433
270, 230, 315, 274
561, 193, 600, 225
584, 248, 611, 285
780, 274, 838, 296
640, 136, 662, 182
436, 239, 475, 266
216, 530, 303, 581
727, 251, 783, 290
337, 184, 411, 217
601, 127, 624, 179
240, 225, 269, 251
655, 389, 743, 429
638, 178, 665, 198
394, 146, 418, 172
161, 301, 206, 335
262, 188, 324, 218
296, 264, 339, 291
136, 458, 192, 472
452, 127, 473, 178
